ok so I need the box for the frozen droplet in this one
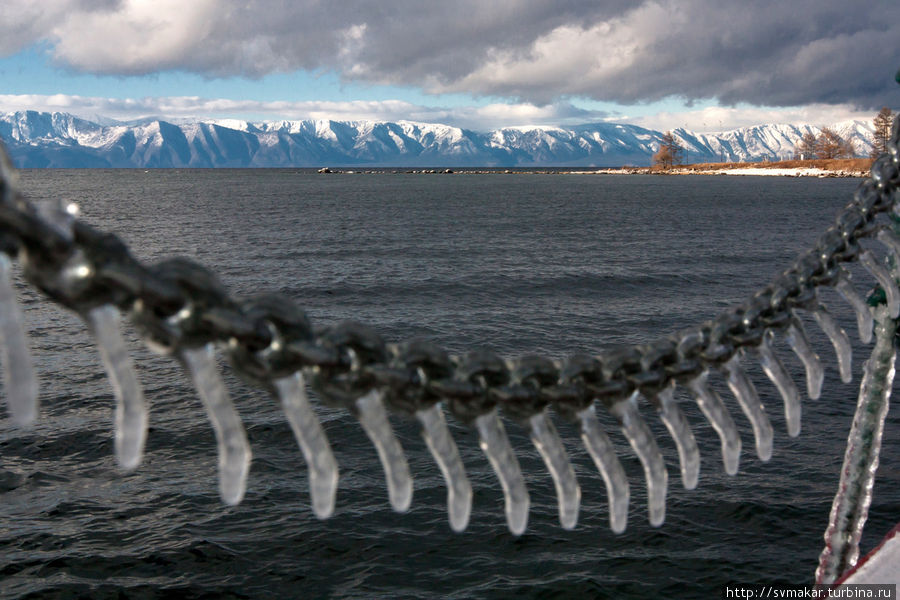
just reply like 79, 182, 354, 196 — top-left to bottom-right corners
609, 392, 668, 526
834, 269, 873, 344
811, 301, 853, 384
416, 403, 472, 532
87, 304, 147, 471
654, 386, 700, 490
354, 389, 412, 513
475, 409, 529, 536
785, 317, 824, 400
181, 343, 251, 505
273, 372, 338, 520
529, 410, 580, 529
721, 355, 773, 461
577, 405, 629, 533
0, 253, 38, 426
687, 371, 741, 474
756, 333, 801, 437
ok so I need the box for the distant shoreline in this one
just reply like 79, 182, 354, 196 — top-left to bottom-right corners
586, 157, 872, 178
311, 158, 872, 177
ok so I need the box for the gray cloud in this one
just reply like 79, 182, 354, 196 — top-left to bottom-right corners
0, 0, 120, 55
3, 0, 897, 109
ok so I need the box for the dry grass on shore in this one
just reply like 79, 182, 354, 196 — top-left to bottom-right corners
675, 157, 874, 172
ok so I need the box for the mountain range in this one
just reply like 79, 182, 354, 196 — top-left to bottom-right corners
0, 110, 876, 168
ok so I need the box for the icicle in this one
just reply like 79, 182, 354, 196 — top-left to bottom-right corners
474, 408, 529, 536
875, 227, 900, 282
416, 403, 472, 532
652, 386, 700, 490
686, 371, 741, 475
577, 405, 629, 533
528, 410, 580, 529
86, 304, 147, 471
722, 355, 773, 461
784, 317, 824, 400
756, 332, 802, 437
811, 303, 853, 384
834, 269, 873, 344
0, 253, 38, 426
354, 389, 412, 513
181, 343, 251, 505
609, 392, 667, 526
860, 249, 899, 319
273, 372, 338, 520
816, 304, 896, 586
42, 199, 149, 469
876, 227, 900, 272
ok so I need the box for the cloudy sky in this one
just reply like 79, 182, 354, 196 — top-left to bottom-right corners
0, 0, 897, 132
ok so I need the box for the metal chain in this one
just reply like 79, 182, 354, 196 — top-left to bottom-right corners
0, 126, 898, 434
0, 116, 899, 538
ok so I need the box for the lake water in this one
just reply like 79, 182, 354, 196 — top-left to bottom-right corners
1, 170, 898, 599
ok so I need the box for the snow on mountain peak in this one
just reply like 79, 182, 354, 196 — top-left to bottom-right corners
0, 111, 878, 169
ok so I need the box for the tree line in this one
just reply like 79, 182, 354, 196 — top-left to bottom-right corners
870, 106, 895, 158
795, 107, 895, 160
652, 107, 895, 168
793, 127, 855, 160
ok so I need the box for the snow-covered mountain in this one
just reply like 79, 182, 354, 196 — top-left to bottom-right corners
670, 121, 874, 164
0, 111, 876, 168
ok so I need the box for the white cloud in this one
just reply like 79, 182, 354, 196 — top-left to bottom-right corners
625, 103, 879, 133
433, 4, 663, 103
0, 0, 85, 55
51, 0, 220, 73
0, 0, 896, 109
0, 94, 614, 131
0, 94, 879, 133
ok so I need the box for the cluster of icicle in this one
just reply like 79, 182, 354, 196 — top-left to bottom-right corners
0, 145, 897, 553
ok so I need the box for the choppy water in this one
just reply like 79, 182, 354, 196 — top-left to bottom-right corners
1, 169, 898, 599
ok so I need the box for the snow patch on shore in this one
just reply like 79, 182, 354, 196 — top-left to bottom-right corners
586, 166, 867, 178
715, 167, 835, 176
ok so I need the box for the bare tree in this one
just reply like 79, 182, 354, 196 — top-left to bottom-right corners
653, 145, 674, 169
653, 131, 683, 169
817, 127, 855, 160
795, 132, 819, 160
871, 107, 895, 158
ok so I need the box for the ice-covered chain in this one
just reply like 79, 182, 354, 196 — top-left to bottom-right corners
0, 115, 898, 535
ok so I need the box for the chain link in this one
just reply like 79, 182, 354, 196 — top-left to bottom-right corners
1, 119, 899, 432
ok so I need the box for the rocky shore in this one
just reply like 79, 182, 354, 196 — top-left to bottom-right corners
313, 158, 872, 178
314, 165, 869, 177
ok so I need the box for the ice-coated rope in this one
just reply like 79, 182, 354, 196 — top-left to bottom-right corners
0, 115, 898, 567
816, 300, 897, 586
